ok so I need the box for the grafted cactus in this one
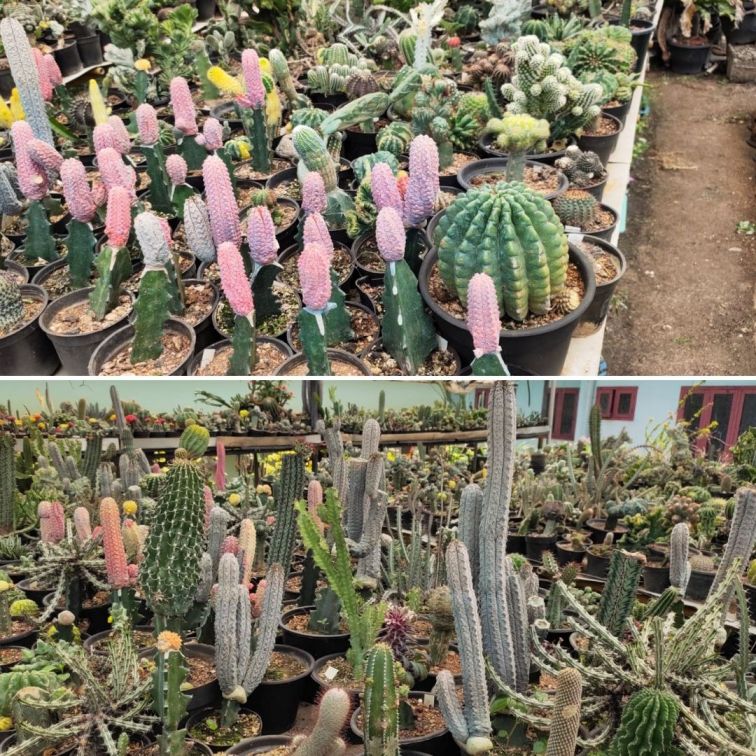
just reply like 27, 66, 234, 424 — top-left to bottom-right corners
137, 103, 172, 214
297, 242, 333, 376
170, 76, 206, 170
218, 240, 256, 376
466, 273, 509, 376
183, 195, 216, 264
269, 48, 310, 110
484, 113, 550, 181
61, 158, 100, 288
203, 155, 242, 248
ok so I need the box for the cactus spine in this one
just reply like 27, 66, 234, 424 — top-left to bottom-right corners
608, 688, 679, 756
669, 522, 690, 595
267, 452, 305, 567
596, 550, 645, 636
0, 434, 15, 534
363, 644, 399, 756
292, 687, 350, 756
545, 669, 582, 756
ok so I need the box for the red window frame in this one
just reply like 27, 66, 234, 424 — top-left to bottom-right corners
552, 388, 580, 441
594, 386, 638, 421
677, 385, 756, 459
596, 387, 614, 418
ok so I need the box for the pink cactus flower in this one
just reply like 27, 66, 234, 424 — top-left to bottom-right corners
239, 49, 266, 109
199, 118, 224, 151
165, 153, 188, 186
301, 172, 327, 215
136, 104, 160, 146
107, 116, 132, 155
32, 48, 53, 102
100, 497, 131, 590
218, 241, 254, 318
12, 122, 49, 201
302, 213, 334, 258
93, 123, 118, 154
403, 135, 439, 226
246, 205, 279, 266
298, 242, 332, 312
375, 206, 405, 262
61, 158, 98, 223
466, 273, 501, 356
203, 154, 241, 248
97, 147, 137, 196
170, 77, 199, 136
105, 186, 133, 248
371, 162, 402, 212
27, 138, 63, 176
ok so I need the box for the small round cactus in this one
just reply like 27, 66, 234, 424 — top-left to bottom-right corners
488, 113, 550, 154
552, 188, 599, 228
180, 424, 211, 458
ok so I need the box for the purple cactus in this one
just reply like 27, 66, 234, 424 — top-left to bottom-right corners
301, 171, 327, 215
60, 158, 98, 223
403, 135, 439, 226
302, 213, 334, 258
136, 104, 160, 146
246, 205, 279, 266
298, 242, 332, 311
165, 154, 188, 186
371, 162, 402, 212
170, 76, 199, 136
375, 206, 405, 262
239, 49, 266, 109
203, 154, 241, 248
466, 273, 501, 356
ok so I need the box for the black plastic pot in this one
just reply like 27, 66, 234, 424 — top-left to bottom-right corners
643, 563, 671, 594
76, 34, 103, 66
43, 590, 112, 634
17, 577, 52, 605
457, 158, 568, 199
0, 624, 37, 649
477, 133, 574, 166
225, 735, 292, 755
0, 285, 59, 376
181, 278, 219, 352
344, 127, 379, 162
187, 336, 293, 376
311, 652, 360, 707
419, 244, 596, 375
629, 19, 656, 73
577, 113, 623, 166
668, 39, 712, 74
579, 173, 609, 202
576, 235, 626, 332
685, 569, 715, 601
246, 645, 314, 733
3, 259, 28, 284
196, 0, 217, 20
525, 533, 559, 562
555, 542, 589, 567
507, 532, 527, 556
530, 451, 546, 474
603, 100, 632, 126
0, 67, 12, 99
53, 40, 82, 77
274, 348, 371, 376
585, 548, 612, 579
280, 606, 350, 660
722, 4, 756, 43
39, 287, 134, 376
88, 317, 196, 376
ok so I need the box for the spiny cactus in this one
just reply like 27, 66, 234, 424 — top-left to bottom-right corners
458, 483, 483, 588
467, 273, 509, 376
203, 154, 242, 249
0, 272, 24, 334
269, 48, 310, 110
484, 113, 550, 180
363, 644, 399, 756
554, 144, 605, 187
545, 668, 582, 756
297, 241, 333, 376
291, 687, 350, 756
669, 522, 690, 595
100, 496, 131, 591
267, 452, 305, 568
434, 182, 568, 319
608, 688, 679, 756
152, 631, 190, 756
308, 43, 371, 95
0, 434, 15, 534
553, 188, 600, 228
596, 549, 645, 636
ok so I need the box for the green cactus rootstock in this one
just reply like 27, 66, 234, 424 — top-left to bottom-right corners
89, 245, 132, 320
23, 201, 58, 263
65, 219, 97, 289
153, 646, 191, 756
132, 270, 172, 364
298, 309, 331, 377
142, 144, 173, 214
178, 135, 210, 173
228, 313, 257, 376
434, 182, 568, 321
363, 644, 400, 756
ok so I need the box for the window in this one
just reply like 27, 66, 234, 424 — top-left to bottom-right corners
594, 387, 638, 421
552, 388, 579, 440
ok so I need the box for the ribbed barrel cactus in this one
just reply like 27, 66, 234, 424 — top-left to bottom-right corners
434, 182, 569, 321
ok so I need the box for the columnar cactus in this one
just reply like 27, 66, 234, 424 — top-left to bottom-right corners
234, 50, 270, 174
0, 164, 24, 217
434, 539, 493, 754
466, 273, 509, 376
0, 433, 15, 533
376, 206, 435, 373
100, 496, 131, 592
137, 103, 172, 214
97, 147, 137, 196
203, 154, 242, 248
301, 172, 327, 216
0, 272, 24, 334
39, 500, 65, 543
297, 242, 333, 375
291, 687, 350, 756
152, 631, 190, 756
362, 644, 399, 756
269, 48, 310, 110
61, 158, 100, 287
170, 76, 206, 170
73, 506, 92, 544
596, 549, 645, 636
371, 162, 402, 213
545, 669, 582, 756
218, 240, 257, 375
669, 522, 690, 596
267, 452, 305, 568
434, 182, 569, 319
458, 483, 483, 588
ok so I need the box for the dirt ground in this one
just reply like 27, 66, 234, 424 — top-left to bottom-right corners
603, 69, 756, 375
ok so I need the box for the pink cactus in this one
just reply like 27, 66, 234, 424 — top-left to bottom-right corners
403, 135, 439, 227
107, 116, 132, 155
302, 213, 333, 258
298, 242, 332, 311
214, 442, 226, 492
218, 241, 254, 317
203, 485, 214, 531
170, 77, 199, 136
32, 48, 53, 102
307, 479, 325, 534
73, 506, 92, 543
239, 49, 266, 109
301, 172, 327, 215
203, 155, 241, 248
136, 104, 160, 146
375, 206, 405, 262
93, 123, 118, 154
466, 273, 501, 356
199, 118, 224, 152
246, 205, 279, 265
61, 158, 98, 223
38, 500, 65, 544
12, 122, 49, 201
165, 154, 188, 186
105, 186, 133, 248
371, 162, 402, 212
157, 216, 173, 248
97, 147, 137, 196
92, 180, 107, 207
222, 535, 239, 555
43, 54, 62, 88
100, 497, 131, 590
27, 138, 63, 176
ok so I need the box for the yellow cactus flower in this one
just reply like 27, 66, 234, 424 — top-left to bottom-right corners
9, 89, 24, 121
228, 493, 241, 507
0, 717, 13, 732
237, 141, 250, 160
109, 414, 116, 421
207, 66, 244, 96
89, 79, 111, 126
239, 409, 250, 418
123, 500, 138, 516
259, 57, 272, 75
156, 630, 182, 653
266, 87, 282, 127
134, 58, 151, 72
447, 479, 457, 490
0, 98, 13, 130
37, 422, 46, 430
257, 484, 272, 496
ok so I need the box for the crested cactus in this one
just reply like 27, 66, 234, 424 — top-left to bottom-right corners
363, 644, 399, 756
669, 522, 690, 596
466, 273, 509, 376
0, 272, 24, 334
552, 188, 600, 228
291, 687, 350, 756
376, 206, 435, 374
434, 182, 569, 319
597, 549, 645, 636
545, 669, 582, 756
484, 113, 550, 181
608, 688, 679, 756
267, 452, 305, 568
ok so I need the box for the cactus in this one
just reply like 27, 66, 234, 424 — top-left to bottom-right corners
0, 581, 11, 637
203, 154, 242, 249
179, 425, 210, 460
545, 669, 582, 756
170, 77, 206, 171
458, 483, 483, 588
297, 242, 334, 376
267, 452, 305, 568
363, 644, 399, 756
233, 50, 270, 174
136, 104, 173, 214
101, 496, 130, 591
608, 688, 679, 756
689, 554, 715, 572
152, 632, 190, 756
0, 434, 15, 534
308, 44, 371, 95
319, 92, 389, 137
669, 522, 690, 595
553, 188, 600, 228
183, 195, 216, 264
554, 144, 606, 188
60, 158, 100, 288
484, 113, 550, 181
375, 207, 435, 373
434, 540, 493, 754
0, 272, 24, 334
467, 273, 509, 376
269, 48, 310, 110
291, 688, 350, 756
140, 448, 207, 631
596, 549, 645, 636
434, 181, 568, 319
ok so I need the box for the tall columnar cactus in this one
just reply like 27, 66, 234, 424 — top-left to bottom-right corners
140, 448, 207, 630
214, 553, 284, 726
349, 452, 387, 586
484, 113, 550, 181
545, 669, 582, 756
136, 104, 173, 214
0, 272, 24, 335
596, 549, 645, 636
434, 540, 493, 754
458, 483, 483, 589
218, 240, 257, 375
669, 522, 690, 595
0, 434, 15, 534
434, 182, 568, 319
297, 242, 334, 376
466, 273, 509, 376
291, 687, 350, 756
317, 419, 347, 503
375, 206, 435, 373
203, 154, 242, 249
267, 452, 305, 568
608, 688, 679, 756
170, 77, 206, 171
60, 158, 100, 288
362, 644, 399, 756
100, 497, 130, 591
235, 50, 270, 174
152, 631, 191, 756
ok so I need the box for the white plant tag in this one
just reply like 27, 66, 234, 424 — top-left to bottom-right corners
199, 349, 215, 369
566, 229, 583, 241
436, 334, 448, 351
323, 666, 339, 681
423, 693, 435, 707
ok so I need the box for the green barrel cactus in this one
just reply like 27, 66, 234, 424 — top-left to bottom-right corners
552, 189, 600, 228
609, 688, 679, 756
434, 182, 568, 321
179, 424, 210, 459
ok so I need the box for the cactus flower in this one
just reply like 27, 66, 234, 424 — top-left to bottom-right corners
165, 153, 188, 186
199, 117, 224, 151
298, 242, 331, 312
134, 212, 171, 267
97, 147, 137, 196
27, 138, 63, 176
93, 123, 117, 154
107, 115, 132, 155
376, 207, 406, 262
403, 135, 439, 226
136, 104, 160, 146
301, 171, 327, 215
371, 162, 402, 212
156, 631, 182, 653
467, 273, 501, 356
218, 241, 254, 317
239, 49, 266, 109
61, 158, 98, 223
12, 121, 48, 201
203, 154, 241, 248
170, 76, 199, 136
105, 186, 133, 248
246, 205, 279, 266
302, 213, 333, 258
101, 497, 131, 589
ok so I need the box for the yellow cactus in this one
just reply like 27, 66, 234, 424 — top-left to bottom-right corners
123, 500, 138, 516
89, 79, 111, 126
207, 66, 244, 96
0, 99, 13, 130
266, 87, 282, 128
228, 493, 241, 507
8, 89, 24, 121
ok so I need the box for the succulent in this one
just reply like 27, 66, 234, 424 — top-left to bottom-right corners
552, 188, 600, 228
0, 272, 24, 334
308, 43, 372, 95
554, 144, 606, 187
608, 688, 679, 755
466, 273, 508, 376
546, 669, 582, 756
